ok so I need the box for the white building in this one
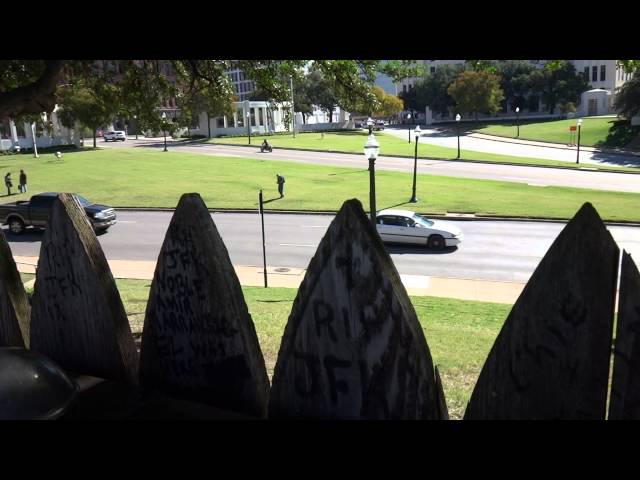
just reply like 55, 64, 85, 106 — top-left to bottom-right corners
191, 100, 291, 137
0, 109, 81, 152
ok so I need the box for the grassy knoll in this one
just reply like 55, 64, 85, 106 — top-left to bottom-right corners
472, 116, 640, 149
1, 148, 639, 222
208, 130, 639, 171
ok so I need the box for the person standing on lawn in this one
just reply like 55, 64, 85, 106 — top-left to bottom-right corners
19, 169, 27, 193
276, 173, 285, 198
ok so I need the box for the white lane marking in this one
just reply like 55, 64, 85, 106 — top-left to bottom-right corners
279, 243, 317, 247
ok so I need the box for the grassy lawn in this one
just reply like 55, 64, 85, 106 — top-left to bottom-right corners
208, 130, 639, 172
472, 116, 640, 149
2, 148, 639, 222
113, 279, 509, 420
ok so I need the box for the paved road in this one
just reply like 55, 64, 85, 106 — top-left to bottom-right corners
383, 126, 640, 168
100, 139, 640, 193
7, 211, 640, 284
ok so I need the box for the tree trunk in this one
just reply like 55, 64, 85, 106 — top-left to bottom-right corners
207, 113, 211, 138
328, 108, 333, 123
93, 129, 97, 149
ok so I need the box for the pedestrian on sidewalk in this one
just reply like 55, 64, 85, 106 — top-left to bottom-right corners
19, 169, 27, 194
4, 172, 12, 196
276, 173, 285, 198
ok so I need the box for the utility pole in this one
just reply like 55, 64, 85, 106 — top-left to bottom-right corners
259, 190, 268, 288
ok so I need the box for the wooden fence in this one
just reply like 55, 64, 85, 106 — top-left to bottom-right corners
0, 193, 637, 419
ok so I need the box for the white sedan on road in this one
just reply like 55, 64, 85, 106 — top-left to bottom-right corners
376, 209, 463, 249
104, 130, 127, 142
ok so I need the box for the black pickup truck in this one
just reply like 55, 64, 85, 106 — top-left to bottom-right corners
0, 192, 117, 234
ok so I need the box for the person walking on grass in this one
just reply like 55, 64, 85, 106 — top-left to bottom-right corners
4, 172, 12, 196
19, 169, 27, 194
276, 173, 285, 198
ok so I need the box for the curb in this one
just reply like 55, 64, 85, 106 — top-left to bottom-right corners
114, 207, 640, 227
467, 132, 640, 157
204, 142, 640, 176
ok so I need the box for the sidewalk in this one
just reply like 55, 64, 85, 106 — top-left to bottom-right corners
468, 132, 640, 157
15, 255, 524, 305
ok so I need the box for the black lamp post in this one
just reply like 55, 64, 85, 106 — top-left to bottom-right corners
410, 125, 421, 203
364, 134, 380, 226
161, 112, 168, 152
367, 117, 374, 135
407, 112, 412, 143
576, 118, 583, 164
515, 106, 520, 138
455, 114, 461, 159
133, 115, 138, 140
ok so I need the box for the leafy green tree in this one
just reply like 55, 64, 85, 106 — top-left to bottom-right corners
526, 61, 589, 114
306, 70, 340, 123
465, 60, 497, 74
447, 71, 505, 121
401, 64, 463, 117
495, 60, 537, 111
0, 60, 424, 122
614, 71, 640, 118
57, 82, 121, 147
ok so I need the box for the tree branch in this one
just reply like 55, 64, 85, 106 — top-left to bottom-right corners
0, 60, 66, 118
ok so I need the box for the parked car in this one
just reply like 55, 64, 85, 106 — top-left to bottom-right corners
373, 120, 385, 131
104, 130, 127, 142
376, 209, 463, 249
0, 192, 117, 235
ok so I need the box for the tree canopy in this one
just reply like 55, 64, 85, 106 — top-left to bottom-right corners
447, 71, 505, 120
0, 60, 422, 121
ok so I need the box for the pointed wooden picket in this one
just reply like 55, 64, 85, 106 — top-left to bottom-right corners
464, 203, 619, 419
269, 199, 441, 419
434, 366, 449, 420
139, 193, 270, 418
30, 194, 138, 385
0, 230, 30, 347
608, 252, 640, 420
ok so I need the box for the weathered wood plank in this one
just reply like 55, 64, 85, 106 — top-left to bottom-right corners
608, 252, 640, 420
269, 199, 441, 419
464, 203, 619, 419
30, 194, 138, 385
139, 193, 269, 418
435, 366, 449, 420
0, 230, 30, 347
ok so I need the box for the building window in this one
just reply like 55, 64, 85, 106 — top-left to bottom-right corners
16, 122, 25, 137
403, 85, 407, 93
592, 66, 598, 82
258, 108, 264, 126
216, 117, 225, 128
224, 115, 234, 128
236, 109, 244, 127
584, 66, 589, 81
250, 107, 256, 127
600, 65, 606, 82
430, 66, 436, 74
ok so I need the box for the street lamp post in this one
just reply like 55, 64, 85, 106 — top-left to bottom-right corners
247, 111, 252, 145
133, 115, 138, 140
364, 134, 380, 226
31, 122, 39, 158
455, 114, 461, 159
410, 125, 421, 203
407, 112, 412, 143
515, 107, 520, 138
161, 113, 168, 152
366, 117, 374, 135
576, 118, 583, 164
